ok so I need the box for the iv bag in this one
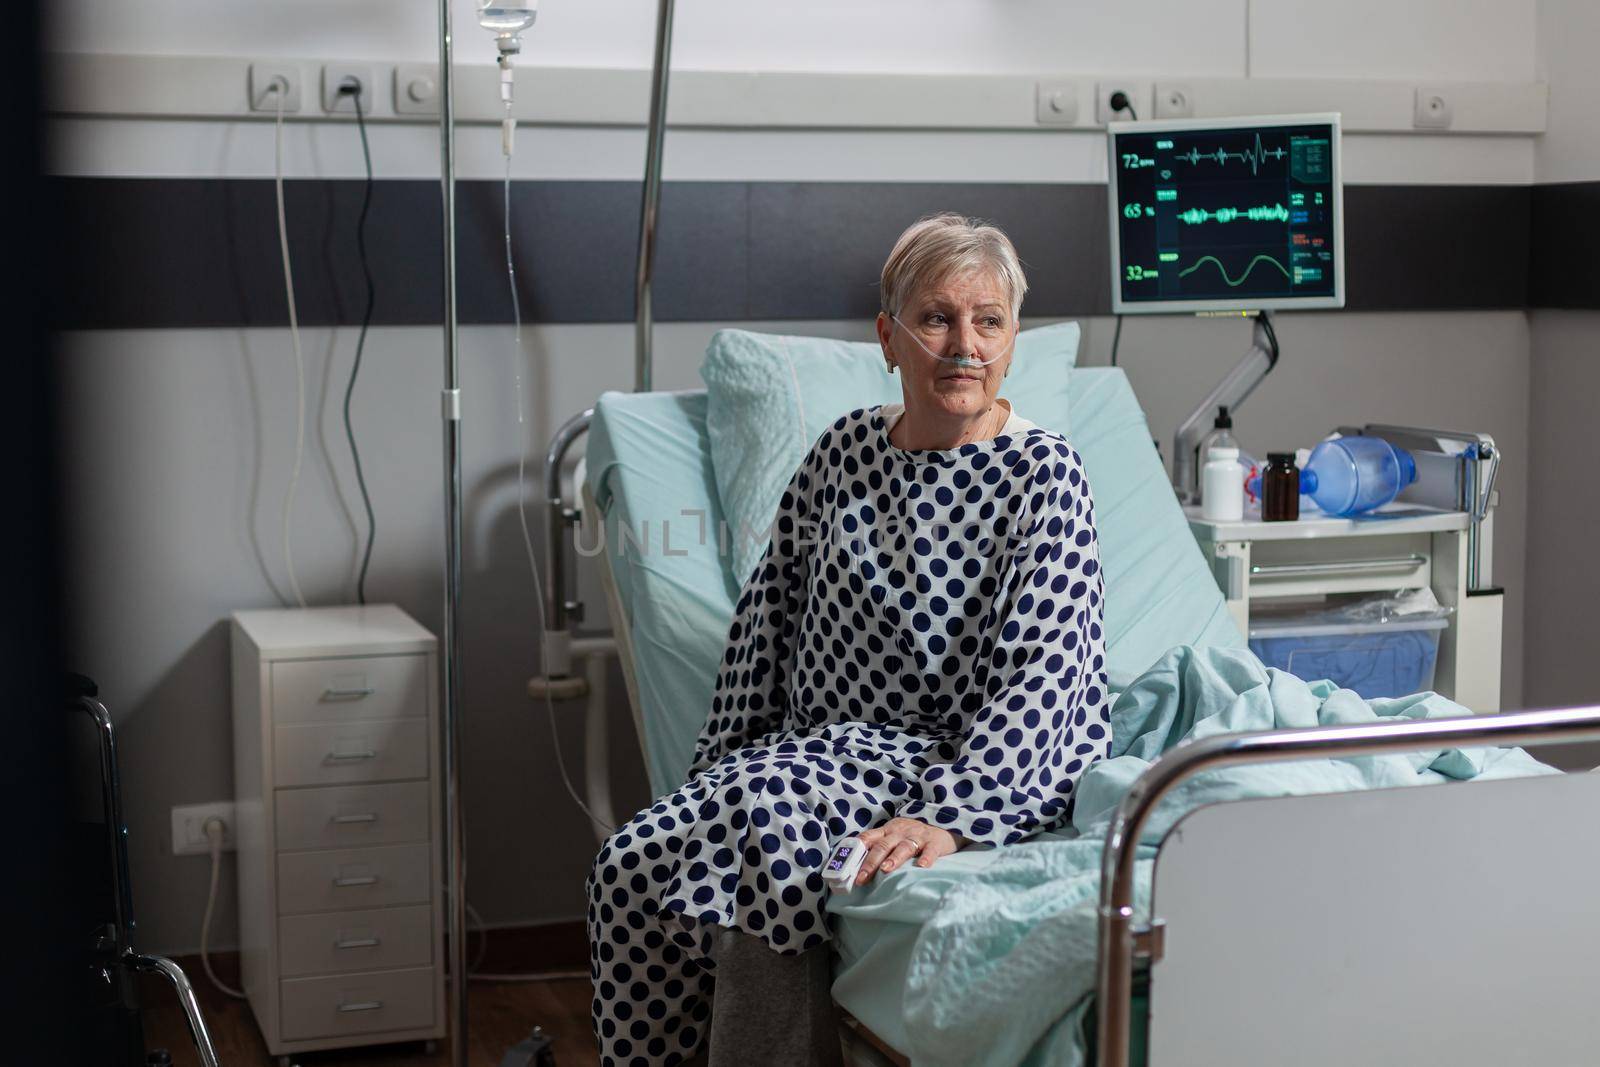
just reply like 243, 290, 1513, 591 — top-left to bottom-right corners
478, 1, 537, 53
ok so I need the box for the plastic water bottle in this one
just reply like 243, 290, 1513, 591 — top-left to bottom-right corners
1300, 436, 1418, 516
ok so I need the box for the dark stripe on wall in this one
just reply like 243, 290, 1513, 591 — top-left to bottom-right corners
54, 178, 1548, 329
1530, 182, 1600, 309
1344, 185, 1530, 311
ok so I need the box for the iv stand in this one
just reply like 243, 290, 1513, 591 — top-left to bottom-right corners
436, 0, 678, 1059
435, 0, 468, 1064
634, 0, 677, 392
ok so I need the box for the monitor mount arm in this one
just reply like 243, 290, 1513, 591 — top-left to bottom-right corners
1171, 311, 1279, 504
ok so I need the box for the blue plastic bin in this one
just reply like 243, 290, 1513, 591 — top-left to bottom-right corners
1248, 615, 1448, 699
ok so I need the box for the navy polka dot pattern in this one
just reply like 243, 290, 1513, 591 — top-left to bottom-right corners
587, 405, 1109, 1065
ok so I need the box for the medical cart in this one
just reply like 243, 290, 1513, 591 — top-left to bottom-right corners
1186, 424, 1504, 712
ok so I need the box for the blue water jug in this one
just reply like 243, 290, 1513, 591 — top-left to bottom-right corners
1300, 436, 1417, 516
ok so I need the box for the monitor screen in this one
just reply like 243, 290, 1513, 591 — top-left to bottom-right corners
1107, 114, 1344, 314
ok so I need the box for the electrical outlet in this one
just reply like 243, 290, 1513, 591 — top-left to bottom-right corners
1414, 87, 1453, 129
323, 64, 377, 114
1096, 81, 1151, 125
172, 801, 236, 856
1154, 83, 1195, 119
1034, 80, 1080, 126
249, 62, 302, 113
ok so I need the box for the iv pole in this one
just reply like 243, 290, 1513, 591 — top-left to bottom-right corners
436, 0, 676, 1058
635, 0, 677, 391
435, 0, 468, 1064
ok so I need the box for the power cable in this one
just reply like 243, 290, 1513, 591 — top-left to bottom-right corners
200, 819, 245, 999
1108, 93, 1137, 368
340, 79, 378, 604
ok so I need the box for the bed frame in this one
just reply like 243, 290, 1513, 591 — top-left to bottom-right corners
1097, 706, 1600, 1066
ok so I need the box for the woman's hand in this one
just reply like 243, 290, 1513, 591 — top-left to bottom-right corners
855, 817, 964, 886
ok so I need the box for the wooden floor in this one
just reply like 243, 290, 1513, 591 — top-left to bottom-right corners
142, 929, 911, 1067
144, 929, 601, 1066
144, 970, 597, 1067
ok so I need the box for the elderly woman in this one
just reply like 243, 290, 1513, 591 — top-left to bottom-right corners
587, 214, 1110, 1066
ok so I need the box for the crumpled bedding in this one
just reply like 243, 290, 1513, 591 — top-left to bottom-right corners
828, 645, 1555, 1067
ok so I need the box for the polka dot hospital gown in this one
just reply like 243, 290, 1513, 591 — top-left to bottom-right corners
587, 404, 1111, 1066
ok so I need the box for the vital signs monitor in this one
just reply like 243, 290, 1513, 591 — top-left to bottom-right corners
1107, 113, 1344, 313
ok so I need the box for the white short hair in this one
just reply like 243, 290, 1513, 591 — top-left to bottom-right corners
879, 213, 1029, 318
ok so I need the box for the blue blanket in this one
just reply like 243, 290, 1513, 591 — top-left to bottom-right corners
830, 646, 1555, 1067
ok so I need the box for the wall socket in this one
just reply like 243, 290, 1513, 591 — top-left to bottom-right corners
323, 64, 376, 114
1096, 81, 1152, 125
249, 62, 302, 113
1154, 83, 1196, 119
171, 801, 236, 856
1414, 87, 1454, 129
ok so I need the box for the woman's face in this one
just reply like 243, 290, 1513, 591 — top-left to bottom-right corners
876, 272, 1016, 427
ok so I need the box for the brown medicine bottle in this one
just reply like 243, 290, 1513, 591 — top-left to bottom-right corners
1262, 452, 1300, 522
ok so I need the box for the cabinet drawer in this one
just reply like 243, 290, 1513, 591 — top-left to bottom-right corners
277, 843, 432, 915
271, 655, 428, 725
279, 966, 437, 1041
274, 719, 428, 788
278, 904, 433, 977
275, 781, 430, 851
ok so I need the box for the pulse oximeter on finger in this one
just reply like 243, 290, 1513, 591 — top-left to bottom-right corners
822, 836, 867, 892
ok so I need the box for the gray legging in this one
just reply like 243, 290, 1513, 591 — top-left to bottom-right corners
682, 927, 843, 1067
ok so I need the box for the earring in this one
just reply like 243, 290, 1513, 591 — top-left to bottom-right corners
886, 362, 896, 374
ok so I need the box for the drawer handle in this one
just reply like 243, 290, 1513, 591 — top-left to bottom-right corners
325, 750, 379, 763
1250, 554, 1426, 579
322, 686, 377, 701
333, 875, 380, 888
334, 936, 381, 950
338, 1000, 384, 1013
332, 812, 379, 825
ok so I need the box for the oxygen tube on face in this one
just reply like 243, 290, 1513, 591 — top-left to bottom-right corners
889, 313, 1016, 368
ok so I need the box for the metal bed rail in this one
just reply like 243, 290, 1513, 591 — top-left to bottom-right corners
1095, 704, 1600, 1067
543, 408, 593, 649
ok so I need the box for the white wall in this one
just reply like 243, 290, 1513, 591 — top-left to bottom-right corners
1535, 0, 1600, 180
1525, 0, 1600, 770
55, 0, 1539, 78
50, 0, 1548, 952
46, 0, 1542, 185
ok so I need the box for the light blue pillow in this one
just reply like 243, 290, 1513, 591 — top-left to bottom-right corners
702, 322, 1080, 583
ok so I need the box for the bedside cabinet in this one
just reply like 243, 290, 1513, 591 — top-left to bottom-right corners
231, 605, 445, 1062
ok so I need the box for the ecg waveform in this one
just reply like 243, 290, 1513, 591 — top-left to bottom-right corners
1177, 203, 1290, 226
1177, 253, 1292, 288
1175, 133, 1288, 175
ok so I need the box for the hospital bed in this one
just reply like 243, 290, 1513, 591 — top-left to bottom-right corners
568, 348, 1600, 1066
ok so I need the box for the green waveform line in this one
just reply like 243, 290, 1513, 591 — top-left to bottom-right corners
1178, 202, 1289, 225
1177, 254, 1292, 288
1176, 133, 1288, 175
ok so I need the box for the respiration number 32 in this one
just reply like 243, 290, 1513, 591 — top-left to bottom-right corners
1125, 265, 1157, 282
